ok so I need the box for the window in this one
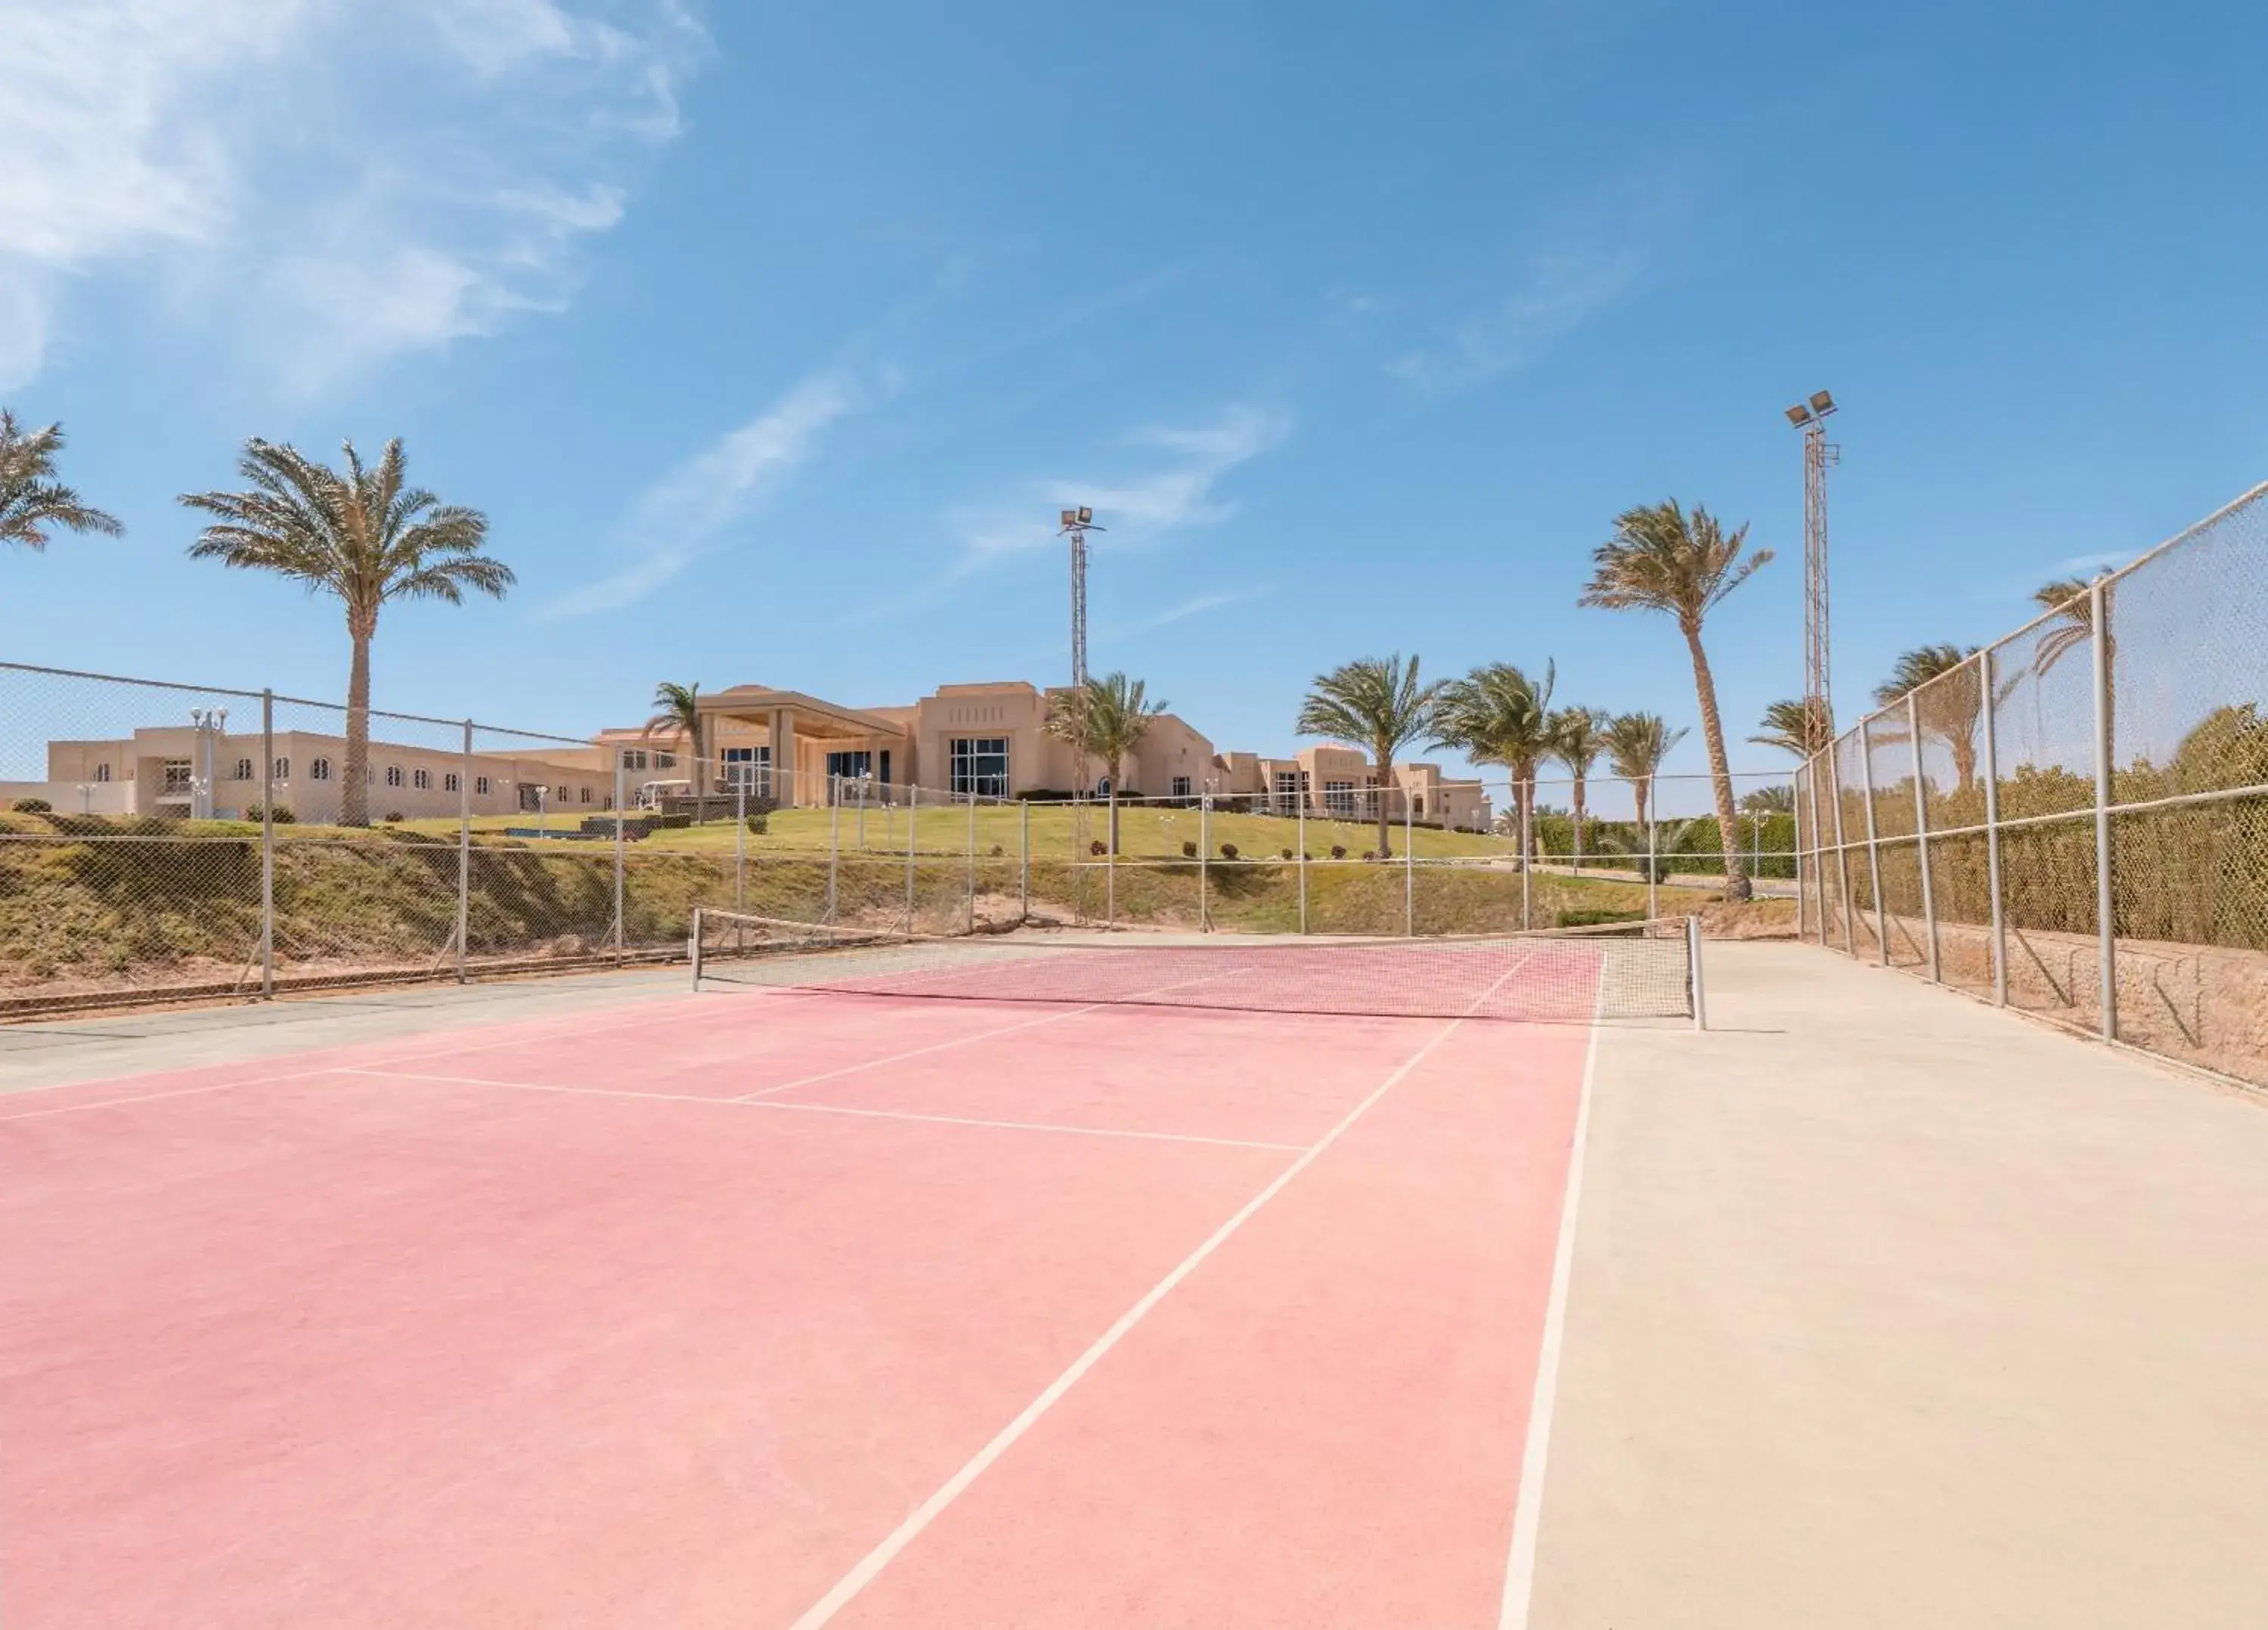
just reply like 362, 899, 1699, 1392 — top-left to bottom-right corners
1325, 779, 1356, 817
475, 776, 491, 795
723, 745, 770, 793
93, 762, 112, 782
878, 749, 892, 785
621, 748, 648, 771
385, 764, 404, 788
413, 768, 431, 791
311, 758, 331, 781
580, 786, 593, 804
232, 758, 254, 781
273, 758, 290, 782
655, 751, 677, 770
443, 773, 460, 794
162, 758, 193, 792
949, 736, 1009, 798
826, 749, 872, 782
1171, 776, 1192, 799
1272, 769, 1303, 814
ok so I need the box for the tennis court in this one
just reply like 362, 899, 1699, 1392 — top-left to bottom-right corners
6, 925, 2266, 1628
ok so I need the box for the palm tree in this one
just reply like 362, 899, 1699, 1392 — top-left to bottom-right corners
1749, 697, 1836, 761
1579, 500, 1772, 900
2034, 575, 2116, 774
1431, 663, 1556, 866
646, 681, 706, 813
2, 411, 122, 552
1294, 654, 1445, 860
1548, 705, 1607, 869
181, 438, 509, 826
1873, 643, 1983, 792
1046, 671, 1167, 852
1603, 711, 1687, 833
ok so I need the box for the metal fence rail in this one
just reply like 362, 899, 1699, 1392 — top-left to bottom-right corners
0, 657, 1804, 1016
1795, 481, 2268, 1089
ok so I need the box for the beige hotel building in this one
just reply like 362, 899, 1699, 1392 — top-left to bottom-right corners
17, 679, 1492, 830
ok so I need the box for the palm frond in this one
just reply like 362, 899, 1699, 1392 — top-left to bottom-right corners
1, 412, 123, 549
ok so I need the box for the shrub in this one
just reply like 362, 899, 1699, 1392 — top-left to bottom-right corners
745, 811, 769, 835
990, 844, 1004, 857
10, 797, 51, 814
1182, 839, 1198, 859
383, 811, 404, 823
1219, 842, 1239, 860
1556, 908, 1646, 928
1279, 848, 1294, 861
1090, 838, 1108, 857
1330, 844, 1347, 860
1362, 851, 1377, 862
244, 802, 296, 824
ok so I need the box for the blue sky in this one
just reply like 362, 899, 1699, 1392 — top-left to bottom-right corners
4, 1, 2264, 782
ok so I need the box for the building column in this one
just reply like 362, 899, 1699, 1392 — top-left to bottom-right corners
768, 707, 797, 804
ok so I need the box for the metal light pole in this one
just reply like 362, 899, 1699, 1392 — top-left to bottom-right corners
1785, 390, 1840, 737
1058, 506, 1102, 798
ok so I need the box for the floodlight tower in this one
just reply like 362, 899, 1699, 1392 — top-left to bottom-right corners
1058, 507, 1099, 692
1783, 391, 1840, 734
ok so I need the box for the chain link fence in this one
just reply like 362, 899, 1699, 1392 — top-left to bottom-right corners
1796, 481, 2268, 1089
0, 659, 1802, 1016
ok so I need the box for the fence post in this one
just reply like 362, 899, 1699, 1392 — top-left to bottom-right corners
1980, 648, 2009, 1005
1687, 914, 1707, 1032
827, 776, 839, 925
1521, 780, 1534, 930
1105, 784, 1117, 930
1856, 718, 1889, 963
261, 690, 276, 998
1827, 745, 1857, 956
1199, 795, 1210, 932
1793, 766, 1808, 941
1297, 790, 1308, 934
1404, 792, 1414, 937
1018, 798, 1030, 923
2090, 578, 2117, 1041
905, 783, 918, 931
613, 760, 626, 965
1646, 797, 1658, 924
967, 788, 977, 935
1907, 693, 1940, 982
736, 778, 748, 917
457, 718, 472, 984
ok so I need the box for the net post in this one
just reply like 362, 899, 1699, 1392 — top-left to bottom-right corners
690, 906, 705, 989
261, 689, 276, 999
614, 758, 627, 965
1857, 717, 1888, 964
1908, 691, 1940, 982
1687, 914, 1707, 1031
456, 717, 471, 985
1403, 789, 1414, 937
1296, 789, 1307, 934
1981, 646, 2008, 1005
1019, 798, 1030, 923
2090, 578, 2117, 1041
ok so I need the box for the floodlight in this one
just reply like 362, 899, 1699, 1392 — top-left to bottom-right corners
1785, 404, 1812, 426
1060, 509, 1078, 528
1077, 507, 1094, 525
1809, 389, 1836, 416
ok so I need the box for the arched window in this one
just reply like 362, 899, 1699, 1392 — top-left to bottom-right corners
476, 776, 491, 795
443, 773, 460, 793
413, 769, 431, 790
310, 758, 332, 781
273, 758, 290, 782
93, 762, 112, 783
233, 758, 255, 781
386, 765, 404, 788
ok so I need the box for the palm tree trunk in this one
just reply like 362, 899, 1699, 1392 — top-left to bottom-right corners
1634, 775, 1650, 835
1108, 751, 1122, 853
1376, 749, 1393, 860
342, 624, 373, 827
1572, 772, 1586, 871
1682, 623, 1751, 901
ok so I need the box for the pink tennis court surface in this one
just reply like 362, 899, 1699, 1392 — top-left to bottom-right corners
2, 981, 1603, 1628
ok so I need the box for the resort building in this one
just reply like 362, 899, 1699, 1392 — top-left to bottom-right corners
13, 677, 1492, 830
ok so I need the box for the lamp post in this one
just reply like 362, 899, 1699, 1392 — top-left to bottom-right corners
1784, 390, 1839, 740
188, 706, 228, 820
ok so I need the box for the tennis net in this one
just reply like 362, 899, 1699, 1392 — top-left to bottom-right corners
690, 910, 1701, 1025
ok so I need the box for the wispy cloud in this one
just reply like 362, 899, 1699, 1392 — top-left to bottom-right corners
540, 370, 860, 620
1385, 182, 1690, 394
947, 405, 1291, 578
0, 0, 705, 390
1100, 585, 1275, 641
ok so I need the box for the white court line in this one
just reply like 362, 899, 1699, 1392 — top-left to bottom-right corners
333, 1067, 1302, 1153
1496, 978, 1608, 1629
782, 1009, 1476, 1630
